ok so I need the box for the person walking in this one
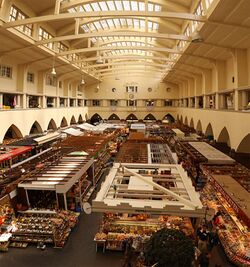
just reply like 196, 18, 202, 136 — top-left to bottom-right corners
123, 237, 134, 267
197, 225, 210, 254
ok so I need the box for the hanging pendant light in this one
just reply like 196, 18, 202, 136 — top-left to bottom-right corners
51, 56, 56, 75
80, 76, 85, 85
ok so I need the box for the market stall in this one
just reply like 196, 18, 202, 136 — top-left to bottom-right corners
172, 128, 185, 139
92, 163, 209, 253
94, 213, 194, 253
200, 175, 250, 266
0, 195, 15, 252
130, 123, 146, 134
93, 163, 207, 217
188, 142, 235, 165
62, 128, 83, 136
11, 210, 78, 248
18, 152, 94, 211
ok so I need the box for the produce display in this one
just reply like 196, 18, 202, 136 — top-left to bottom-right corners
200, 183, 250, 266
11, 211, 79, 248
94, 213, 194, 252
0, 197, 15, 252
201, 163, 250, 192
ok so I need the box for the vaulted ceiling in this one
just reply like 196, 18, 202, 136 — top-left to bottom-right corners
1, 0, 250, 84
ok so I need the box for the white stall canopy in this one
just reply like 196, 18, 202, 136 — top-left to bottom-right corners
189, 142, 235, 165
62, 128, 83, 136
34, 132, 61, 145
172, 128, 185, 138
92, 163, 210, 218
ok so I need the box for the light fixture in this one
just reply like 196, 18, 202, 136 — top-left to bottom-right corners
96, 55, 104, 64
51, 67, 56, 76
51, 56, 56, 75
80, 76, 85, 85
191, 31, 203, 43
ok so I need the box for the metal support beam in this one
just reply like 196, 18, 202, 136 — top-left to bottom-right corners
56, 45, 181, 57
4, 11, 206, 28
36, 31, 190, 45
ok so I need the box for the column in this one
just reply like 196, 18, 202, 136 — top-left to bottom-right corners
0, 93, 3, 109
215, 93, 219, 110
234, 90, 239, 111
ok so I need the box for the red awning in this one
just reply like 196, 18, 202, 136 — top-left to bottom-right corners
0, 146, 32, 162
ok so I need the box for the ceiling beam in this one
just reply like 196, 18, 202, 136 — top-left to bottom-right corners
60, 0, 189, 13
4, 11, 206, 28
58, 16, 181, 36
100, 71, 163, 78
56, 45, 181, 57
71, 55, 175, 63
36, 31, 190, 45
82, 61, 169, 69
96, 66, 167, 73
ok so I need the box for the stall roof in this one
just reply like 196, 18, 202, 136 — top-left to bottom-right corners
93, 163, 207, 217
189, 142, 235, 164
18, 155, 94, 193
76, 123, 95, 131
62, 128, 83, 136
33, 132, 61, 145
0, 146, 32, 162
212, 175, 250, 219
172, 128, 185, 138
130, 123, 146, 130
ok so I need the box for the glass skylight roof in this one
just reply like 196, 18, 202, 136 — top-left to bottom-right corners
68, 1, 162, 13
67, 1, 163, 67
81, 19, 159, 33
105, 49, 154, 57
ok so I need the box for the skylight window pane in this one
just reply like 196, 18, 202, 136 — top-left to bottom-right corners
148, 3, 154, 11
94, 21, 102, 30
139, 2, 145, 11
81, 25, 89, 32
153, 23, 159, 30
155, 5, 161, 11
134, 19, 139, 28
115, 1, 123, 10
140, 20, 145, 28
107, 19, 114, 27
84, 4, 92, 11
131, 1, 138, 10
99, 2, 108, 11
113, 19, 120, 27
127, 19, 133, 26
123, 1, 130, 11
120, 18, 126, 27
91, 3, 101, 11
107, 1, 116, 10
100, 20, 108, 28
148, 21, 153, 29
68, 8, 76, 13
89, 23, 96, 31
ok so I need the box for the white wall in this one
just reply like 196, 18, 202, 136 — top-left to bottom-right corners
0, 107, 88, 142
177, 108, 250, 151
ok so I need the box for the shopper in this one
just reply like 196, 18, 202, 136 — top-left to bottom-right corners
123, 237, 134, 267
197, 225, 209, 254
208, 229, 219, 251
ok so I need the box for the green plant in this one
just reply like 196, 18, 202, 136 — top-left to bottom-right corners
144, 228, 195, 267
